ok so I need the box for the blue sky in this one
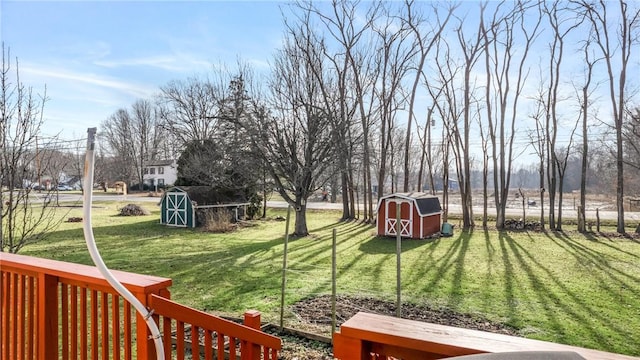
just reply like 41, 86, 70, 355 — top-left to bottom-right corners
1, 0, 286, 140
2, 0, 637, 164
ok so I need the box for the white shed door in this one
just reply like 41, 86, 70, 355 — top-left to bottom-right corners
166, 192, 188, 227
385, 200, 413, 237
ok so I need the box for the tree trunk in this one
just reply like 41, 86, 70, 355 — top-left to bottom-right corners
539, 164, 545, 230
294, 203, 309, 236
616, 138, 625, 233
579, 83, 588, 232
341, 172, 350, 220
548, 157, 557, 229
482, 164, 488, 229
348, 171, 356, 220
556, 185, 563, 231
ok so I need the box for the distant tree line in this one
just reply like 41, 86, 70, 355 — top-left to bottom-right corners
94, 1, 640, 235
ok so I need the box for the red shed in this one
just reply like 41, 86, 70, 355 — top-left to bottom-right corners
376, 192, 442, 239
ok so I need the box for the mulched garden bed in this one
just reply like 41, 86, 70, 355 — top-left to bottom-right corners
279, 294, 520, 359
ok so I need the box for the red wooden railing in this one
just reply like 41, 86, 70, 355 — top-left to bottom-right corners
333, 312, 638, 360
150, 295, 280, 360
1, 252, 281, 360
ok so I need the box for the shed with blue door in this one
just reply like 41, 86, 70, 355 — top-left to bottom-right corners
160, 187, 196, 227
160, 186, 249, 228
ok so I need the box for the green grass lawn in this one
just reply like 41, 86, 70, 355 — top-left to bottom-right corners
19, 201, 640, 356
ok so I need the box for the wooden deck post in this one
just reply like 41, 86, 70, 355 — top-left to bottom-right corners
333, 331, 365, 360
38, 273, 58, 360
135, 292, 157, 360
242, 310, 262, 360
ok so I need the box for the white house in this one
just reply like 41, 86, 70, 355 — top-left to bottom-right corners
143, 159, 177, 191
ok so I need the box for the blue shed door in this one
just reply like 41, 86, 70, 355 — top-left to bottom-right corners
165, 192, 188, 227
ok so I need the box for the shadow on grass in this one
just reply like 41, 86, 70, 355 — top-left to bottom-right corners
37, 215, 385, 313
499, 231, 632, 352
546, 231, 640, 297
358, 236, 434, 254
400, 231, 472, 308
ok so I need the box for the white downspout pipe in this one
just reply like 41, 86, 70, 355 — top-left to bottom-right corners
82, 127, 165, 360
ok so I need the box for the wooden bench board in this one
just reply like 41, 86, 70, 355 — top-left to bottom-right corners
338, 312, 638, 360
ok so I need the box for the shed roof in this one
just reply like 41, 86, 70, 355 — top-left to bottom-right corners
379, 192, 441, 216
166, 186, 247, 206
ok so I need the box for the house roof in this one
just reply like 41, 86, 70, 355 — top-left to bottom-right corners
378, 192, 442, 216
145, 159, 175, 167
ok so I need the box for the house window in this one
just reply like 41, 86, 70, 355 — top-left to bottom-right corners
150, 168, 156, 175
144, 168, 149, 175
158, 167, 164, 175
158, 179, 165, 187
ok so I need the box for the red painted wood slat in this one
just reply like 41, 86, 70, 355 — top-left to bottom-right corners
27, 276, 35, 360
12, 273, 18, 359
1, 271, 9, 360
123, 302, 132, 360
62, 283, 69, 360
111, 294, 120, 360
81, 287, 88, 360
204, 330, 213, 360
71, 286, 78, 360
101, 292, 108, 360
216, 332, 225, 360
90, 290, 98, 360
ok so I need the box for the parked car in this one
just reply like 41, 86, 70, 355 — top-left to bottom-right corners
56, 184, 72, 191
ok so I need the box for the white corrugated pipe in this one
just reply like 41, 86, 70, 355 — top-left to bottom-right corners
82, 128, 164, 360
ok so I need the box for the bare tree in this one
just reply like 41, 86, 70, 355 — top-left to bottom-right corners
402, 0, 456, 192
100, 108, 136, 185
476, 103, 491, 228
0, 45, 64, 253
577, 0, 640, 233
157, 76, 224, 146
416, 104, 438, 194
428, 38, 462, 224
482, 1, 542, 230
540, 1, 583, 230
248, 31, 335, 236
100, 99, 165, 188
575, 40, 600, 232
452, 5, 487, 230
289, 0, 370, 220
130, 99, 164, 184
528, 87, 548, 229
624, 107, 640, 172
371, 3, 414, 199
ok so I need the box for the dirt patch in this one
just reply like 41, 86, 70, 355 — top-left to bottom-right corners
292, 295, 519, 336
277, 294, 520, 359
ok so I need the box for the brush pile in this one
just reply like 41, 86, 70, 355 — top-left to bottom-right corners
504, 219, 542, 231
118, 204, 150, 216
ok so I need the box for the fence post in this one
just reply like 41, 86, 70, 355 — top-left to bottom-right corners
396, 202, 402, 318
332, 228, 337, 336
242, 310, 262, 360
38, 273, 58, 360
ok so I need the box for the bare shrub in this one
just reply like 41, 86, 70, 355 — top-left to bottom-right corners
200, 209, 235, 233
